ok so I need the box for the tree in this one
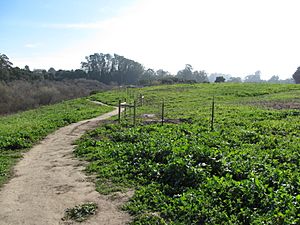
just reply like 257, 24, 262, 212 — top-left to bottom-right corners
112, 54, 144, 84
156, 69, 170, 78
193, 70, 209, 83
139, 69, 157, 85
0, 54, 13, 70
292, 67, 300, 84
215, 76, 225, 83
244, 72, 262, 83
228, 77, 242, 83
81, 53, 145, 85
0, 54, 13, 81
48, 67, 56, 75
209, 73, 232, 83
81, 53, 110, 82
176, 64, 194, 80
255, 70, 261, 76
267, 75, 280, 83
175, 65, 209, 83
24, 65, 30, 71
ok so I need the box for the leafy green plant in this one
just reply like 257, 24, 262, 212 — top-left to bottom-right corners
62, 202, 98, 222
76, 83, 300, 224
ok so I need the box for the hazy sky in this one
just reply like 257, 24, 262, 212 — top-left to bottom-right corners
1, 0, 299, 79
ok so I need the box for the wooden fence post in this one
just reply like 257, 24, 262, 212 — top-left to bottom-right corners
128, 100, 131, 118
118, 99, 121, 123
161, 99, 165, 126
140, 94, 144, 106
124, 98, 127, 118
211, 96, 215, 131
133, 100, 136, 126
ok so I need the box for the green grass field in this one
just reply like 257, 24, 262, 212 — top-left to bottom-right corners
0, 98, 113, 186
76, 83, 300, 224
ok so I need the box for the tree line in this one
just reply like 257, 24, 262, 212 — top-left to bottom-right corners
0, 52, 298, 115
0, 53, 298, 85
0, 53, 112, 115
0, 53, 209, 85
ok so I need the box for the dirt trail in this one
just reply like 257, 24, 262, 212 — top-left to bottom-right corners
0, 107, 131, 225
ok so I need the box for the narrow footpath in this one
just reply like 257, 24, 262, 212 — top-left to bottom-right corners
0, 107, 131, 225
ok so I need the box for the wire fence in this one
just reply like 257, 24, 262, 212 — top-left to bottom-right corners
116, 91, 217, 131
110, 85, 300, 131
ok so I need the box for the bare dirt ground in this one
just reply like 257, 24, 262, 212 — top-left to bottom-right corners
0, 107, 132, 225
259, 101, 300, 110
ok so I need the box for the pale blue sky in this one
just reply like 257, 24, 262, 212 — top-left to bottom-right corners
1, 0, 300, 79
0, 0, 135, 64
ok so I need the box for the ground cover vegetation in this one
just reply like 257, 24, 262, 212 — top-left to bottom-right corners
62, 202, 98, 222
76, 83, 300, 224
0, 99, 112, 186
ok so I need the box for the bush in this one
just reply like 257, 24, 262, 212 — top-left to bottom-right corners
0, 79, 109, 115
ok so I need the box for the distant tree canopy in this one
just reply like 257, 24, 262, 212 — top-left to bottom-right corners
176, 64, 208, 83
0, 54, 12, 71
244, 71, 262, 83
227, 77, 242, 83
81, 53, 144, 84
215, 76, 225, 83
0, 54, 39, 82
0, 54, 15, 81
0, 52, 212, 85
0, 53, 84, 82
0, 52, 295, 85
209, 73, 231, 83
267, 75, 280, 83
292, 67, 300, 84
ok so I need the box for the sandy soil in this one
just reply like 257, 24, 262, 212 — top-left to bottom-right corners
0, 107, 132, 225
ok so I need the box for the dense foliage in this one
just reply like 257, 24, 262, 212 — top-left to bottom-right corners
0, 99, 112, 186
81, 53, 145, 84
293, 67, 300, 84
2, 53, 294, 86
0, 79, 109, 115
76, 83, 300, 224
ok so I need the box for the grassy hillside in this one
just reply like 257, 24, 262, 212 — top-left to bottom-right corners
0, 99, 113, 186
76, 83, 300, 224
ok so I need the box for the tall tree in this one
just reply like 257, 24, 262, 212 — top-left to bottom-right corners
24, 65, 30, 71
193, 70, 209, 83
215, 76, 225, 83
156, 69, 170, 78
139, 68, 157, 85
292, 67, 300, 84
0, 54, 13, 81
176, 64, 194, 80
267, 75, 280, 83
0, 54, 13, 70
81, 53, 145, 84
244, 71, 262, 83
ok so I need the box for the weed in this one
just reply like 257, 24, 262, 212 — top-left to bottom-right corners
62, 202, 98, 222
